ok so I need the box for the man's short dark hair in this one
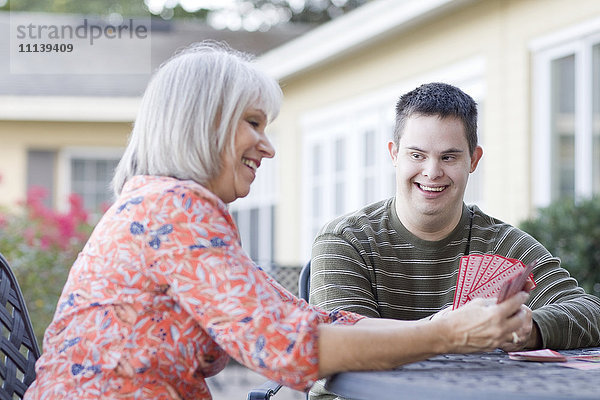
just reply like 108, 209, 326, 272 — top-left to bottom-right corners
393, 82, 478, 155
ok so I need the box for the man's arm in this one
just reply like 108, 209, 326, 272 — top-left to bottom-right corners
496, 228, 600, 349
528, 256, 600, 349
310, 233, 380, 317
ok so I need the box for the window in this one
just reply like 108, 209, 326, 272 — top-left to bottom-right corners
58, 148, 123, 213
550, 55, 576, 199
70, 158, 120, 210
593, 44, 600, 193
532, 20, 600, 206
301, 107, 395, 255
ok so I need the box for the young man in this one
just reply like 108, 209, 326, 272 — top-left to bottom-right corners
309, 83, 600, 399
311, 82, 600, 351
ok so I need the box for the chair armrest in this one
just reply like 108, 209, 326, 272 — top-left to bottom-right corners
246, 380, 283, 400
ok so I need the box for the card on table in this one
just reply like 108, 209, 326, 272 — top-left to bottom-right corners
508, 349, 567, 362
452, 254, 537, 309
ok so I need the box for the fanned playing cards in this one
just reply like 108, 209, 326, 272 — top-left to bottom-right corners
452, 254, 537, 309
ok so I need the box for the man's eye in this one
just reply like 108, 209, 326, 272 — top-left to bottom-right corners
411, 153, 422, 160
248, 120, 260, 128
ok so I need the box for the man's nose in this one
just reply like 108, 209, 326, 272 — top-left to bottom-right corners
422, 159, 443, 179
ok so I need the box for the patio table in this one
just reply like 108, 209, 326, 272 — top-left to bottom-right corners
325, 347, 600, 400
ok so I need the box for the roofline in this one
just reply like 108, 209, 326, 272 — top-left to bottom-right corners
0, 96, 139, 122
256, 0, 474, 81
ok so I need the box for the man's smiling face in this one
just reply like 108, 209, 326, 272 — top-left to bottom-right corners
389, 114, 482, 230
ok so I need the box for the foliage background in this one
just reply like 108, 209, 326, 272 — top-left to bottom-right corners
519, 196, 600, 297
0, 187, 94, 347
1, 0, 371, 26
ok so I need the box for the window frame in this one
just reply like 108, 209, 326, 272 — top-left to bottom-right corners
57, 147, 124, 213
531, 18, 600, 207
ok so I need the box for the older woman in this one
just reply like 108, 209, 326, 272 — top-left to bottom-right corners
25, 42, 530, 399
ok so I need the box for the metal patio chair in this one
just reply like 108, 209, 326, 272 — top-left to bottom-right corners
0, 252, 41, 399
246, 261, 311, 400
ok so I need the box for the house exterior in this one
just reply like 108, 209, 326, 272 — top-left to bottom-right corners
240, 0, 600, 269
2, 0, 599, 274
0, 11, 305, 213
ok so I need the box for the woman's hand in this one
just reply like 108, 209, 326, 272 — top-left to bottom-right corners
438, 291, 530, 353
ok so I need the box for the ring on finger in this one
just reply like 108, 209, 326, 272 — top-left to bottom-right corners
512, 331, 519, 344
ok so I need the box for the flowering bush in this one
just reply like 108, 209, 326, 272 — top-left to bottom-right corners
0, 186, 95, 347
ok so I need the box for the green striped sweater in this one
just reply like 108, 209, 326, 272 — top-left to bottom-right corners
310, 197, 600, 350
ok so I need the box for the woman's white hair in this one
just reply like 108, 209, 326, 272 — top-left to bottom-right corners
112, 40, 282, 195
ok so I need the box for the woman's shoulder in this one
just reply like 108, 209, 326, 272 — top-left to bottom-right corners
116, 175, 227, 215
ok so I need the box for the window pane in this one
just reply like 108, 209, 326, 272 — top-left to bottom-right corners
593, 44, 600, 194
27, 150, 56, 208
335, 138, 345, 172
312, 184, 321, 218
250, 208, 259, 261
72, 159, 85, 181
363, 176, 375, 204
312, 144, 321, 176
335, 181, 345, 214
364, 130, 375, 167
550, 55, 575, 200
269, 205, 275, 263
71, 158, 119, 211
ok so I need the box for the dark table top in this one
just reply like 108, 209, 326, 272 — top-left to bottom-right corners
325, 348, 600, 400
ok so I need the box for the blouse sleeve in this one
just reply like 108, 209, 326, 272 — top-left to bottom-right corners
122, 183, 364, 391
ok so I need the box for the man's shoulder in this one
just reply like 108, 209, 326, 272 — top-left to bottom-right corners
469, 204, 536, 243
318, 198, 393, 237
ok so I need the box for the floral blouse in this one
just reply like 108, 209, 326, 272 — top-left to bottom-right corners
25, 176, 363, 399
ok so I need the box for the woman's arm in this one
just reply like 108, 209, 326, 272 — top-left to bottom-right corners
317, 292, 529, 377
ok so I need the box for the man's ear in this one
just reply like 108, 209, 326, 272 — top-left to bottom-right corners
470, 145, 483, 173
388, 141, 398, 166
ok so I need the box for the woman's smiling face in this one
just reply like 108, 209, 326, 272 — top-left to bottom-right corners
206, 106, 275, 203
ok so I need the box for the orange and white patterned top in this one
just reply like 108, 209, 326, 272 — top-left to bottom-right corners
25, 176, 363, 399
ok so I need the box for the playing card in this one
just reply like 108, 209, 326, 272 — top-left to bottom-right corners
471, 256, 515, 292
455, 255, 484, 308
469, 254, 493, 289
496, 259, 537, 303
452, 256, 470, 309
468, 260, 523, 301
452, 254, 538, 309
470, 255, 509, 292
508, 349, 567, 362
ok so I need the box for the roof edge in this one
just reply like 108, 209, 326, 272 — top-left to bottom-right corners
256, 0, 473, 81
0, 96, 140, 122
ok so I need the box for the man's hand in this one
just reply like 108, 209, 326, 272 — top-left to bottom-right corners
438, 292, 531, 353
499, 304, 542, 351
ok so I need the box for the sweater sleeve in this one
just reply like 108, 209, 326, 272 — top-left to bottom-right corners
311, 232, 381, 317
528, 256, 600, 349
494, 227, 600, 349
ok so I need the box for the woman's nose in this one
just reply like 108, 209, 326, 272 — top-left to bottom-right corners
259, 136, 275, 159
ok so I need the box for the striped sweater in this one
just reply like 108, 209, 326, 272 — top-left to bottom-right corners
310, 197, 600, 350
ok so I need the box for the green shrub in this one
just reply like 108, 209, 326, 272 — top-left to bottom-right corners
0, 186, 95, 347
519, 196, 600, 296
